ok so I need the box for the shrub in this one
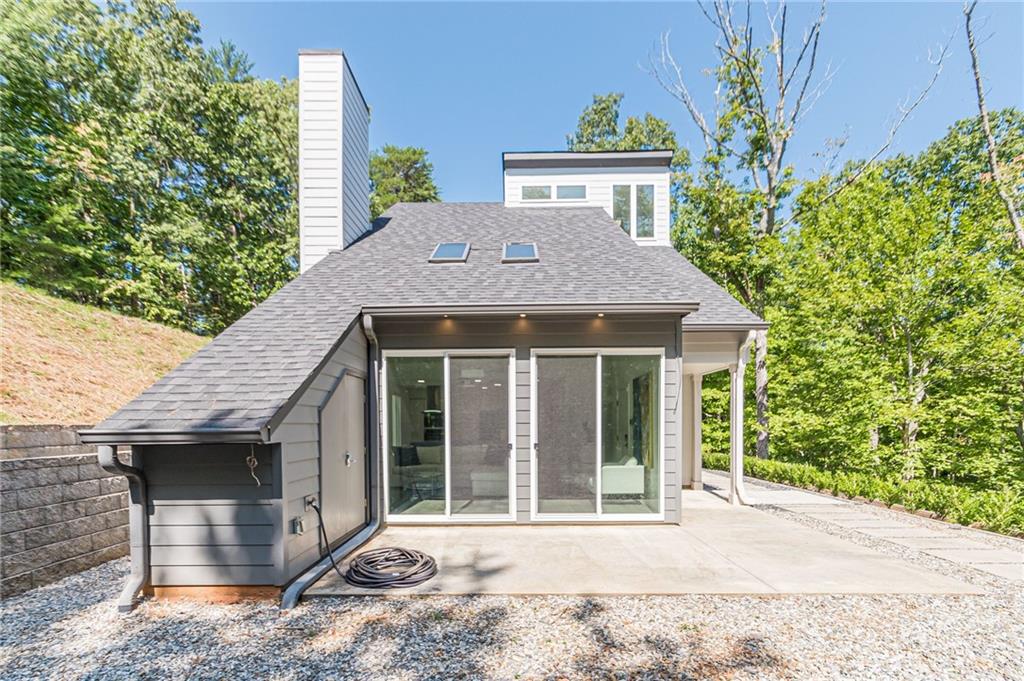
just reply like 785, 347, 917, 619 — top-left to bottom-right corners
703, 453, 1024, 536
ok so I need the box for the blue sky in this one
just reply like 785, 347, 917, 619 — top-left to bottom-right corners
184, 1, 1023, 202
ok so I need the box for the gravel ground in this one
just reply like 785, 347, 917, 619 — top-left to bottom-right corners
2, 500, 1022, 680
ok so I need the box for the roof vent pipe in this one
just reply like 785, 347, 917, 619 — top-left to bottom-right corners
97, 445, 149, 612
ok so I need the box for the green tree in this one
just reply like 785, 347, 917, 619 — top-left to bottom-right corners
773, 111, 1024, 487
369, 145, 440, 219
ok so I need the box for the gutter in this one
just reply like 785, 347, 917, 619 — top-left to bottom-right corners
362, 300, 700, 318
80, 428, 265, 446
97, 445, 149, 612
280, 313, 384, 609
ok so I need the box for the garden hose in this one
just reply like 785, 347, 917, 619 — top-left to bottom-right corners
309, 501, 437, 588
343, 547, 438, 589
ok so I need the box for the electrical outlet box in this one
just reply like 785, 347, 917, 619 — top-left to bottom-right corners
291, 516, 305, 536
304, 495, 317, 510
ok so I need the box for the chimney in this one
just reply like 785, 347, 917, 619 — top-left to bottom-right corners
298, 49, 370, 273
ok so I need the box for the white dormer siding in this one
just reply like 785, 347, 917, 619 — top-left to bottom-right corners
298, 50, 370, 273
502, 151, 673, 246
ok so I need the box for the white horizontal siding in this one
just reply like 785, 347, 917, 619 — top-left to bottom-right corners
504, 167, 671, 246
298, 52, 370, 272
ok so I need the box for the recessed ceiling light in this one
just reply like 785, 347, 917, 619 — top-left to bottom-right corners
474, 379, 482, 383
494, 383, 502, 387
443, 314, 449, 318
416, 379, 425, 384
481, 386, 488, 390
597, 312, 605, 318
519, 313, 527, 318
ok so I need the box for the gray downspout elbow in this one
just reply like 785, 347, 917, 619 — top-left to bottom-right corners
98, 445, 149, 612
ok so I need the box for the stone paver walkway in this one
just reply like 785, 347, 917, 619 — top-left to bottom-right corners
702, 469, 1024, 581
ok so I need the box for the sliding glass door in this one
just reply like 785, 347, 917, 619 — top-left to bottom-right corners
449, 356, 511, 515
384, 351, 513, 521
532, 350, 662, 519
535, 355, 598, 514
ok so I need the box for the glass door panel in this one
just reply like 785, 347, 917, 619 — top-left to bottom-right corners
601, 355, 660, 514
386, 356, 445, 515
536, 355, 598, 515
450, 356, 510, 515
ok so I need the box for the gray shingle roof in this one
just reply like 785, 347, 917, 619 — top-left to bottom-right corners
86, 203, 763, 439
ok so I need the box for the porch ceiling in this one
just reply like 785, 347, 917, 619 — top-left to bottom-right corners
305, 492, 977, 597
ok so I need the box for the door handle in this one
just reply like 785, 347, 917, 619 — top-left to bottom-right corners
345, 451, 355, 467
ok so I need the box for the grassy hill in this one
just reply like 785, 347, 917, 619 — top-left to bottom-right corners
1, 282, 208, 425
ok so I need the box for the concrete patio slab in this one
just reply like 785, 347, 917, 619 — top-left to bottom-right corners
820, 518, 910, 529
970, 563, 1024, 580
923, 548, 1024, 564
306, 493, 978, 598
855, 527, 951, 539
885, 536, 995, 551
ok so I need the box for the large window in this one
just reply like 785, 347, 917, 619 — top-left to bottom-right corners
636, 185, 654, 238
613, 184, 656, 239
601, 355, 660, 513
533, 350, 662, 519
385, 352, 514, 520
613, 185, 631, 234
386, 356, 445, 515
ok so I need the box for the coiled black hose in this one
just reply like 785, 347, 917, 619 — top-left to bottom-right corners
344, 546, 438, 589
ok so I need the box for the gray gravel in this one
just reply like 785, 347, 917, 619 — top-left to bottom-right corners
2, 497, 1022, 680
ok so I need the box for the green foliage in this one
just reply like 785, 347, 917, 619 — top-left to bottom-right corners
1, 0, 297, 334
369, 145, 441, 219
567, 93, 690, 207
772, 110, 1024, 488
703, 453, 1024, 536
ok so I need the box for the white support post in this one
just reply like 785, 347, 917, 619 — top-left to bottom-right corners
690, 374, 703, 490
729, 332, 756, 505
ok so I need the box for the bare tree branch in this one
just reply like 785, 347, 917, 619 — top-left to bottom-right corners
784, 35, 951, 227
964, 0, 1024, 249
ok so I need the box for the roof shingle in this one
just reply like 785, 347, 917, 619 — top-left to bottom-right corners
88, 203, 763, 437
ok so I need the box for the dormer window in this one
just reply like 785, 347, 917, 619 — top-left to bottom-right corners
522, 185, 587, 201
556, 185, 586, 200
502, 242, 539, 262
430, 242, 470, 262
613, 184, 655, 239
522, 185, 551, 200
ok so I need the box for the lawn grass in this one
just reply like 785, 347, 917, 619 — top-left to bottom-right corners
1, 282, 208, 425
704, 452, 1024, 537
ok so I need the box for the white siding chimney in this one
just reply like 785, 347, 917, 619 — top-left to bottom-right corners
298, 50, 370, 273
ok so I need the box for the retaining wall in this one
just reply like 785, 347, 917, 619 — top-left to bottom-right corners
1, 426, 129, 597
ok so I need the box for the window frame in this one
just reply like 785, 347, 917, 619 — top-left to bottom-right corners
612, 184, 657, 240
555, 184, 587, 201
501, 241, 540, 263
521, 185, 552, 201
381, 349, 517, 524
428, 242, 471, 263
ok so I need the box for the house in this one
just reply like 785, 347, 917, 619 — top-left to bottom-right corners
80, 50, 766, 610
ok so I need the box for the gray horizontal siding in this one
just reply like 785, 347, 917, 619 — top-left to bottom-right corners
275, 325, 368, 581
377, 316, 682, 523
137, 443, 283, 586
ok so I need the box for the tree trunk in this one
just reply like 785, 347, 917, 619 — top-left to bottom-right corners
754, 328, 769, 459
965, 0, 1024, 249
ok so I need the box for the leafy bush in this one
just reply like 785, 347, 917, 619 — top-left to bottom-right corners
703, 453, 1024, 537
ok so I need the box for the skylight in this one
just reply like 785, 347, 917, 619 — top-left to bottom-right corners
502, 242, 539, 263
429, 242, 470, 262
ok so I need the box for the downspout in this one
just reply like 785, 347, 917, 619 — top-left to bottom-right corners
280, 313, 383, 609
98, 445, 148, 612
